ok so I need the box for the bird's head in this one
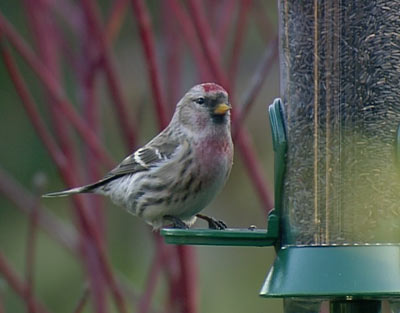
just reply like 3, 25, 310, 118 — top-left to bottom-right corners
175, 83, 231, 134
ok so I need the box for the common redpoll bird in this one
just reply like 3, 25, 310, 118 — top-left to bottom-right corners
43, 83, 233, 230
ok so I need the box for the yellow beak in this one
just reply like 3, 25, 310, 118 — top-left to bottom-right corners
213, 103, 231, 115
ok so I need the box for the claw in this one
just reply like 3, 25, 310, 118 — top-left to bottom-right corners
209, 219, 227, 230
196, 214, 227, 230
164, 215, 189, 229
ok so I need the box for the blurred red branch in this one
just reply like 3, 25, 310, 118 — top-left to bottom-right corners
25, 195, 40, 313
0, 166, 79, 253
0, 39, 67, 170
1, 29, 109, 313
176, 246, 197, 313
1, 20, 128, 313
79, 16, 106, 238
186, 0, 226, 86
131, 0, 168, 128
0, 167, 164, 313
105, 0, 130, 43
72, 197, 128, 313
151, 234, 180, 313
166, 0, 211, 81
162, 1, 183, 110
215, 0, 237, 48
80, 235, 107, 313
45, 0, 82, 34
81, 0, 137, 150
0, 12, 114, 168
252, 1, 275, 42
24, 0, 79, 171
0, 253, 51, 313
228, 0, 252, 83
0, 294, 4, 313
72, 286, 90, 313
233, 36, 279, 133
137, 247, 163, 313
236, 131, 273, 211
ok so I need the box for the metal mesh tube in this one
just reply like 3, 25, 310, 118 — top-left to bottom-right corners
280, 0, 400, 246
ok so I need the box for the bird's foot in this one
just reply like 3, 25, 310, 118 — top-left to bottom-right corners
196, 214, 227, 230
164, 215, 189, 229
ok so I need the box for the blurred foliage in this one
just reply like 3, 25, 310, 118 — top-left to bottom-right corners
0, 1, 281, 312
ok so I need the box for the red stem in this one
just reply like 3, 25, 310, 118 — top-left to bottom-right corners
0, 252, 52, 313
186, 0, 226, 86
82, 214, 128, 313
69, 192, 128, 313
45, 0, 82, 34
72, 286, 90, 313
0, 295, 4, 313
176, 246, 197, 313
162, 0, 183, 111
0, 168, 115, 313
2, 16, 109, 310
24, 0, 78, 170
167, 0, 211, 81
151, 234, 179, 313
251, 0, 275, 43
105, 0, 130, 43
30, 3, 109, 310
0, 166, 79, 253
236, 131, 274, 212
0, 167, 159, 313
80, 20, 106, 237
1, 26, 127, 313
0, 12, 114, 168
215, 0, 237, 48
137, 247, 163, 313
53, 153, 127, 313
233, 36, 279, 134
131, 0, 172, 128
81, 0, 137, 150
80, 234, 107, 313
25, 196, 40, 313
0, 39, 67, 170
228, 0, 252, 83
79, 25, 109, 311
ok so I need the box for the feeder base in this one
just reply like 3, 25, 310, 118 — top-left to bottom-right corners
260, 245, 400, 298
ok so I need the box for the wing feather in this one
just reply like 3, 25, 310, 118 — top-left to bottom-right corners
67, 131, 185, 192
101, 137, 181, 181
43, 132, 188, 195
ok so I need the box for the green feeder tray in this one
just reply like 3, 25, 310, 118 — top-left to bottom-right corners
161, 212, 278, 247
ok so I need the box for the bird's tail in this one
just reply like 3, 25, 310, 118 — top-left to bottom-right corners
42, 186, 91, 198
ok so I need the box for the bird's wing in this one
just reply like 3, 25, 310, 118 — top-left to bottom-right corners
43, 134, 185, 195
104, 140, 180, 179
78, 138, 182, 192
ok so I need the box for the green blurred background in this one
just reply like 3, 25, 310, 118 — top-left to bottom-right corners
0, 1, 282, 312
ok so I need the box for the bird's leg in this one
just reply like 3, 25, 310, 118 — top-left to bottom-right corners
196, 214, 227, 230
164, 215, 189, 229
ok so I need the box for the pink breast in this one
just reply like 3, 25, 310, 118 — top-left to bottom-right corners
196, 138, 233, 182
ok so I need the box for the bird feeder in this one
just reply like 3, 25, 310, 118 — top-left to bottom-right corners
161, 1, 400, 312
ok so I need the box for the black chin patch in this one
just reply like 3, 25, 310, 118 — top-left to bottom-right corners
211, 113, 227, 124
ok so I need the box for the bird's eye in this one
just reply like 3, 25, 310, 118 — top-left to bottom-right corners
195, 97, 205, 105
